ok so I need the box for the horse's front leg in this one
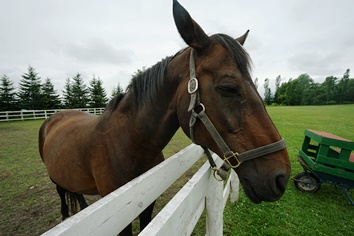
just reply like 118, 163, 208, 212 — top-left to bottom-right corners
139, 201, 156, 231
119, 223, 132, 236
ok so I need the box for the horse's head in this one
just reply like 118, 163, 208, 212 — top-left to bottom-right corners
172, 0, 290, 203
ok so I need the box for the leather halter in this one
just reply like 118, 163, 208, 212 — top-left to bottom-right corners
188, 49, 286, 171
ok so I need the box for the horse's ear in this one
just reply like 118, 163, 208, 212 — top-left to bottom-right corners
236, 30, 250, 45
173, 0, 211, 50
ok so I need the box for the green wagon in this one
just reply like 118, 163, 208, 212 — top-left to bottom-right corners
293, 129, 354, 205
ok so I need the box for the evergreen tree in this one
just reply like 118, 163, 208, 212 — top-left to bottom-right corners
111, 82, 124, 99
88, 75, 108, 108
62, 78, 73, 108
0, 75, 18, 111
41, 78, 62, 109
18, 66, 43, 110
71, 73, 89, 108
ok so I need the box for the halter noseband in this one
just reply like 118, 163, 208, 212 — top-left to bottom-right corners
188, 49, 286, 175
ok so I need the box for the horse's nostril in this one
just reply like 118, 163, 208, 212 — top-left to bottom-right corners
275, 173, 288, 193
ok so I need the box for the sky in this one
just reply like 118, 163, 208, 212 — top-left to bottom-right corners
1, 0, 353, 97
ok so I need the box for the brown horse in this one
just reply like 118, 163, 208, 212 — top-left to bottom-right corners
39, 0, 290, 235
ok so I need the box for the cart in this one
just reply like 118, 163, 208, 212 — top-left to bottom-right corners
293, 129, 354, 205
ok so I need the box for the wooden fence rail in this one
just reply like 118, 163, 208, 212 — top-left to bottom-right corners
0, 108, 105, 122
42, 144, 239, 236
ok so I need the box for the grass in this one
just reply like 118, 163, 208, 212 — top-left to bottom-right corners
219, 105, 354, 236
0, 105, 354, 235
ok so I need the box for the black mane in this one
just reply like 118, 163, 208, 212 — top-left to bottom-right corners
126, 55, 178, 109
107, 34, 252, 112
105, 93, 126, 112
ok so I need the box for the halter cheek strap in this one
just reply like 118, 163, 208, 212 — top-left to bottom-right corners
187, 49, 286, 176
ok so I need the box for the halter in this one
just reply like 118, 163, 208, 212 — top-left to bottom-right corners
188, 49, 286, 178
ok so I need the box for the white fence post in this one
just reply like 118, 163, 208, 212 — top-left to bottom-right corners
229, 170, 240, 204
205, 173, 224, 236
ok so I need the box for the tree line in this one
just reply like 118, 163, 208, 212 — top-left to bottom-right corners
0, 66, 124, 111
1, 66, 353, 112
262, 68, 354, 106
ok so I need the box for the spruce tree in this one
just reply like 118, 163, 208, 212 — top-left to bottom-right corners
0, 75, 18, 111
62, 78, 73, 108
111, 82, 124, 99
71, 73, 89, 108
88, 75, 108, 108
41, 78, 62, 109
18, 66, 43, 110
263, 78, 272, 105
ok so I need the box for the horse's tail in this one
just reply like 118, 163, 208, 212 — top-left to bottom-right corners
66, 192, 79, 215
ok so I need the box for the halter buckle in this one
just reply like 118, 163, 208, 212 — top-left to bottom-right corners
224, 152, 241, 168
188, 77, 198, 94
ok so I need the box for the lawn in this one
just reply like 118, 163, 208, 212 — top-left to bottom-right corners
0, 105, 354, 235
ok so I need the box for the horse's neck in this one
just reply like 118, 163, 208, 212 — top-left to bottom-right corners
111, 86, 180, 152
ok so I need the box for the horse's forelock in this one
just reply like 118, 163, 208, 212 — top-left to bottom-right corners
211, 34, 253, 83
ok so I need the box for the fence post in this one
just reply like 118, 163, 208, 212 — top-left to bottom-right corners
229, 170, 240, 204
205, 173, 224, 236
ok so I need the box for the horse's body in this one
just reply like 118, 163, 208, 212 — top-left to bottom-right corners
39, 1, 291, 235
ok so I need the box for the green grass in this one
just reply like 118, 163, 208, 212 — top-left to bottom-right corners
1, 105, 354, 235
219, 105, 354, 236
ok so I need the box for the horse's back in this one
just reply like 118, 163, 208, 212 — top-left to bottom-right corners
39, 110, 97, 150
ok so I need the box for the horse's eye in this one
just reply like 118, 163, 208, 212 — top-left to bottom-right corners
216, 86, 241, 97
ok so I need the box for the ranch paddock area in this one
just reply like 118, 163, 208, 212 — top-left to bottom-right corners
1, 105, 354, 235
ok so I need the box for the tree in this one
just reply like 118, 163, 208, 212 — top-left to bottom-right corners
275, 80, 290, 105
17, 66, 43, 110
70, 73, 89, 108
41, 78, 62, 109
322, 76, 338, 104
263, 78, 272, 105
337, 69, 350, 104
88, 75, 108, 108
62, 78, 74, 108
286, 74, 314, 105
0, 75, 18, 111
111, 82, 124, 99
273, 75, 282, 104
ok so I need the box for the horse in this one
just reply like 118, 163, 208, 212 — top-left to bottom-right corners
38, 0, 291, 235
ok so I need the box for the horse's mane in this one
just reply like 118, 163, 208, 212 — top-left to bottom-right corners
104, 93, 126, 112
109, 34, 252, 111
125, 50, 184, 109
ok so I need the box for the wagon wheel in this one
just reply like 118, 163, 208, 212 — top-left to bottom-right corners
293, 172, 321, 193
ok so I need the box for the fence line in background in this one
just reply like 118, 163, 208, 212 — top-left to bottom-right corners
0, 108, 105, 122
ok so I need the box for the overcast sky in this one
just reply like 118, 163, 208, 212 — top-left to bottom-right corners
1, 0, 353, 97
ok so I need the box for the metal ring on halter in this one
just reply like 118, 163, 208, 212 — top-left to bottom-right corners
212, 167, 224, 181
193, 103, 205, 114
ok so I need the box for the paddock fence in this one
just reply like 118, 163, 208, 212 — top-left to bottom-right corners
42, 144, 240, 236
0, 108, 105, 122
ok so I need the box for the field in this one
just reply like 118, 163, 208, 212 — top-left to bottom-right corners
1, 105, 354, 235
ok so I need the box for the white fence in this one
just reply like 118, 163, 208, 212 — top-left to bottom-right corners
0, 108, 105, 122
42, 144, 239, 236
